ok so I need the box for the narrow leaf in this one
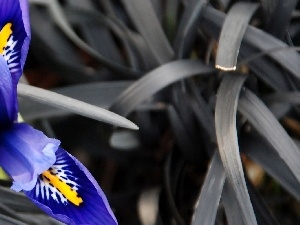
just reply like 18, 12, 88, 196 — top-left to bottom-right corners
263, 0, 298, 39
216, 2, 259, 71
222, 181, 245, 225
215, 74, 257, 225
241, 133, 300, 200
200, 6, 300, 79
238, 89, 300, 184
19, 82, 132, 121
173, 0, 207, 58
110, 60, 214, 116
245, 176, 279, 225
191, 152, 225, 225
121, 0, 174, 65
31, 0, 139, 77
17, 83, 138, 130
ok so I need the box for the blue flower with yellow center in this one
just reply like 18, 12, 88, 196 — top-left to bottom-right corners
0, 0, 118, 224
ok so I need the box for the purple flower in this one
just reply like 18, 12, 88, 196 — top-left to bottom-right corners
25, 148, 118, 225
0, 0, 118, 224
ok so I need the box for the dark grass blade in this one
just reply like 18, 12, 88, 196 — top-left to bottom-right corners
165, 0, 180, 42
110, 60, 215, 116
263, 92, 300, 104
238, 89, 300, 184
0, 187, 63, 225
0, 202, 29, 224
191, 152, 225, 225
63, 0, 95, 11
245, 176, 280, 225
200, 6, 300, 80
121, 0, 174, 65
65, 8, 141, 72
238, 47, 291, 91
31, 0, 139, 77
163, 152, 186, 225
241, 133, 300, 200
218, 0, 231, 10
167, 106, 199, 161
17, 83, 138, 130
215, 74, 257, 225
0, 186, 41, 213
263, 0, 298, 39
260, 0, 277, 23
173, 0, 207, 58
171, 86, 208, 155
98, 0, 116, 17
216, 2, 259, 71
187, 81, 216, 142
0, 214, 28, 225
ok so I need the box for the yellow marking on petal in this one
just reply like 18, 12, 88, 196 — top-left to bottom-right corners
0, 167, 9, 180
42, 170, 83, 206
0, 23, 12, 54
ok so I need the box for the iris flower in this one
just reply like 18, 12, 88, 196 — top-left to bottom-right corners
0, 0, 117, 224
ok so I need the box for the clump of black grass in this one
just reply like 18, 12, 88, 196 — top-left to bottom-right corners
7, 0, 300, 224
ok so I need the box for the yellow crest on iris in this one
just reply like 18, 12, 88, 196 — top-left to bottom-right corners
0, 23, 12, 54
42, 170, 83, 206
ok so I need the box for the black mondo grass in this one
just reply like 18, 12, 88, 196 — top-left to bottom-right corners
1, 0, 299, 224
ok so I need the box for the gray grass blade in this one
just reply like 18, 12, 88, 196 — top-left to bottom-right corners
238, 89, 300, 184
246, 178, 279, 225
0, 187, 41, 213
0, 203, 28, 223
216, 2, 259, 71
263, 92, 300, 104
0, 214, 28, 225
241, 134, 300, 200
165, 0, 180, 41
19, 82, 132, 121
188, 81, 216, 141
191, 152, 225, 225
222, 181, 246, 225
215, 74, 257, 225
30, 0, 139, 77
17, 83, 138, 130
200, 6, 300, 79
173, 0, 207, 58
263, 0, 298, 39
164, 152, 186, 225
110, 60, 215, 116
238, 47, 291, 91
0, 187, 63, 224
121, 0, 174, 65
167, 106, 199, 156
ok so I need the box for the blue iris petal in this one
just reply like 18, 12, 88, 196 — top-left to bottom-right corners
0, 1, 117, 224
0, 0, 30, 83
25, 148, 118, 225
0, 0, 31, 124
0, 123, 60, 191
0, 56, 17, 125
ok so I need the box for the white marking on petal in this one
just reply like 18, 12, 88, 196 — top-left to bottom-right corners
2, 35, 20, 74
35, 160, 81, 205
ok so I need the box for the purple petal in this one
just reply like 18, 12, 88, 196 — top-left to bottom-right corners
0, 0, 30, 83
18, 0, 31, 70
25, 148, 118, 225
0, 56, 16, 124
0, 123, 60, 191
